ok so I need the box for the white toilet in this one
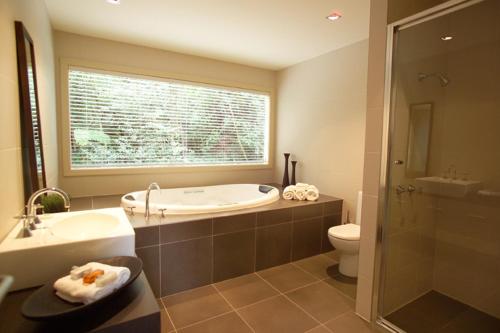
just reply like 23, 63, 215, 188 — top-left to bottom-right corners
327, 191, 362, 278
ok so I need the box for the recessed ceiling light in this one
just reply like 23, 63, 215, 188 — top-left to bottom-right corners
106, 0, 120, 4
326, 11, 342, 21
441, 36, 453, 41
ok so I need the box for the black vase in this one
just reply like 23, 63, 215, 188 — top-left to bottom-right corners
291, 161, 297, 185
282, 153, 290, 188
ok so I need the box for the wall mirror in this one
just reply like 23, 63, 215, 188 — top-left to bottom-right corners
15, 21, 46, 201
405, 103, 432, 178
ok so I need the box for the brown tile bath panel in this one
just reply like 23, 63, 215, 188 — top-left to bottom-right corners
256, 207, 292, 227
256, 223, 292, 270
161, 237, 213, 296
292, 217, 322, 261
286, 281, 354, 323
213, 230, 255, 282
321, 214, 341, 252
323, 200, 342, 216
215, 273, 278, 308
238, 295, 317, 333
258, 263, 318, 293
135, 225, 159, 248
162, 285, 232, 329
293, 203, 323, 221
213, 213, 256, 234
135, 246, 160, 297
177, 312, 252, 333
160, 218, 212, 244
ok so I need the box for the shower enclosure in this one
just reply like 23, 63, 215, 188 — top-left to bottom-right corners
376, 0, 500, 332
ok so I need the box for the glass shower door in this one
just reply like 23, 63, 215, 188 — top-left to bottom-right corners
378, 0, 500, 332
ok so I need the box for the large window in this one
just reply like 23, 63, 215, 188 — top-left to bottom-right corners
67, 67, 270, 170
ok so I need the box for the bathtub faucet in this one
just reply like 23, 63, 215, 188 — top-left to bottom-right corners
145, 182, 161, 219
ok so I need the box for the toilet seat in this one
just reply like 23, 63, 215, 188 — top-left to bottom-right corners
328, 224, 360, 241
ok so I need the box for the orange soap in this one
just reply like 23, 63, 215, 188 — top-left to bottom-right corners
83, 269, 105, 285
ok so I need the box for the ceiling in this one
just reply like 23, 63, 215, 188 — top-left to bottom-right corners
44, 0, 370, 70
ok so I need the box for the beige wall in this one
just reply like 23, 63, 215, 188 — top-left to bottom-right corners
274, 40, 368, 221
53, 31, 276, 197
0, 0, 58, 241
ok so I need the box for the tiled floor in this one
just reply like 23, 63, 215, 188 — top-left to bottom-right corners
385, 291, 500, 333
157, 252, 376, 333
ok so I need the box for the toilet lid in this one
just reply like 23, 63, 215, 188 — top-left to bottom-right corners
328, 224, 360, 240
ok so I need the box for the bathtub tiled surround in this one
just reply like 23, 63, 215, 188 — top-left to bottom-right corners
70, 192, 342, 297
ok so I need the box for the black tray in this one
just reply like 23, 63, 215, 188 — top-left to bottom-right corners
21, 256, 142, 321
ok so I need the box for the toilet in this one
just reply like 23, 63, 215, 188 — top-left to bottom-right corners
328, 191, 362, 278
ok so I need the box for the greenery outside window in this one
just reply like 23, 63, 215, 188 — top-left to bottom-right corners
66, 66, 271, 171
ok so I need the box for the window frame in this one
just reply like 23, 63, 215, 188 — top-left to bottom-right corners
59, 58, 275, 176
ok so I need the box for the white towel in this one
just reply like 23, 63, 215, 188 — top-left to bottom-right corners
283, 185, 296, 200
294, 187, 307, 200
54, 262, 130, 304
305, 185, 319, 201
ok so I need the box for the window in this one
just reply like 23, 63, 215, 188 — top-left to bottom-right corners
67, 66, 270, 171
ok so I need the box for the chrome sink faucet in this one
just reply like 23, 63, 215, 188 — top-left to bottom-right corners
145, 182, 160, 219
17, 187, 71, 238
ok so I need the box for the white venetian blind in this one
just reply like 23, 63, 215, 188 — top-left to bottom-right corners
67, 67, 270, 169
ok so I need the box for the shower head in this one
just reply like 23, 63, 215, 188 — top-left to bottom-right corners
418, 72, 450, 87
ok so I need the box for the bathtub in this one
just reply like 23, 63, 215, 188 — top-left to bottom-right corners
121, 184, 280, 215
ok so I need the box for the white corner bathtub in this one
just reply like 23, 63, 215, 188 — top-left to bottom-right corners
121, 184, 280, 215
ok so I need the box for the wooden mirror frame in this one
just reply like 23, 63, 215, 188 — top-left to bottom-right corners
15, 21, 46, 202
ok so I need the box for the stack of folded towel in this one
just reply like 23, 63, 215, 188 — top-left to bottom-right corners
283, 183, 319, 201
54, 262, 130, 304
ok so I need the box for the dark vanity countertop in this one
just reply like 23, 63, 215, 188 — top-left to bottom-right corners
0, 272, 160, 333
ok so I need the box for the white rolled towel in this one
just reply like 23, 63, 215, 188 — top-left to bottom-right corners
305, 185, 319, 201
294, 186, 307, 201
283, 185, 296, 200
54, 262, 130, 304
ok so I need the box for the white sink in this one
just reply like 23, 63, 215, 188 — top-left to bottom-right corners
0, 208, 135, 291
415, 176, 482, 198
51, 213, 121, 240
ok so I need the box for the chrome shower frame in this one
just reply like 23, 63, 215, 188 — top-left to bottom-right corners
372, 0, 485, 332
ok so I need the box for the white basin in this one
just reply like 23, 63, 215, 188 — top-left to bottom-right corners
0, 208, 135, 291
51, 213, 120, 240
415, 176, 482, 198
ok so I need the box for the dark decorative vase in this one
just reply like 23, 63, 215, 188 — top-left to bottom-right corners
291, 161, 297, 185
282, 153, 290, 188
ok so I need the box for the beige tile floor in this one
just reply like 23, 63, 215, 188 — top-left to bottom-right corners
157, 252, 378, 333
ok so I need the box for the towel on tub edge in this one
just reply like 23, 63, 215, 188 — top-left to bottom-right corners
283, 183, 319, 201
